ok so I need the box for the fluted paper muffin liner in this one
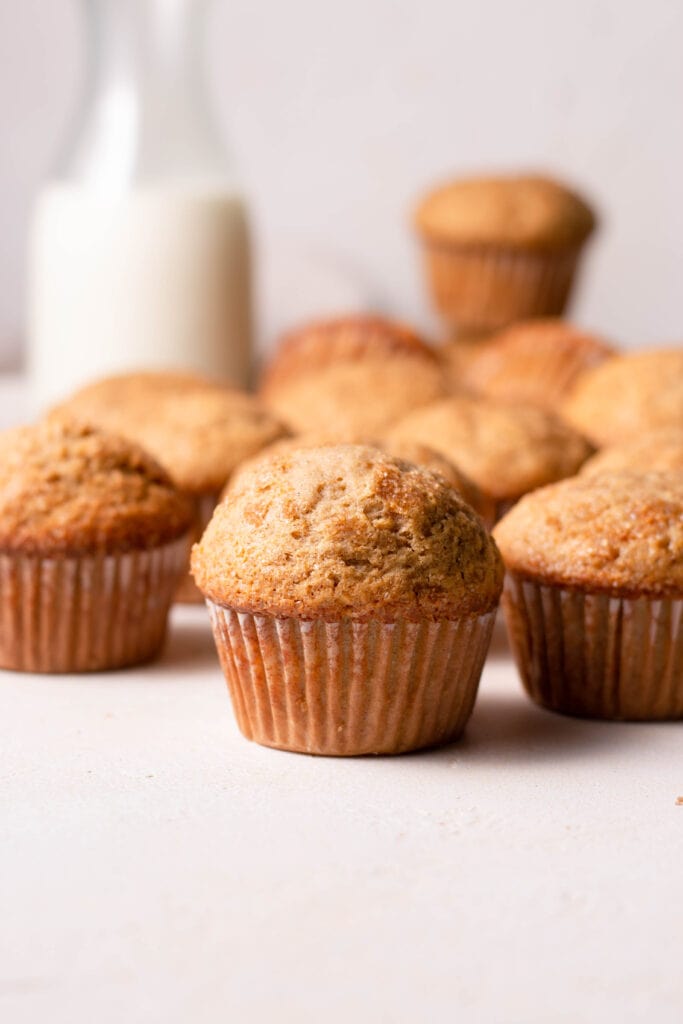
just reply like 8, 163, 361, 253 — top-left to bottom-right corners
176, 491, 220, 604
502, 572, 683, 720
0, 535, 189, 673
205, 602, 496, 755
422, 242, 582, 335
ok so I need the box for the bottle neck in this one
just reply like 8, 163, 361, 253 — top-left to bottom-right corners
61, 0, 230, 189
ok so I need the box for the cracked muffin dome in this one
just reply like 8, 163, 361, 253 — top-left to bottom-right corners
387, 396, 593, 503
562, 347, 683, 446
258, 315, 449, 435
192, 444, 503, 620
493, 471, 683, 596
223, 432, 493, 524
51, 371, 289, 495
0, 420, 192, 553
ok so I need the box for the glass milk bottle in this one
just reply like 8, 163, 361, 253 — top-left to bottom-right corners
28, 0, 252, 409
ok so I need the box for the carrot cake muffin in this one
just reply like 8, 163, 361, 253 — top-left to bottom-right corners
258, 315, 449, 435
0, 420, 192, 672
52, 371, 289, 600
581, 428, 683, 477
193, 444, 503, 755
562, 347, 683, 446
456, 318, 616, 407
415, 173, 597, 334
494, 472, 683, 720
387, 396, 593, 517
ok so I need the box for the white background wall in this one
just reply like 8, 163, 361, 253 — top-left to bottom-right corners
2, 0, 683, 366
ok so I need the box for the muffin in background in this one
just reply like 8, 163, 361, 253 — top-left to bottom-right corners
387, 395, 593, 518
453, 318, 617, 408
225, 432, 496, 527
193, 445, 503, 756
440, 332, 496, 391
258, 314, 449, 435
494, 472, 683, 720
562, 347, 683, 446
581, 429, 683, 477
415, 173, 597, 335
0, 420, 192, 672
51, 371, 289, 601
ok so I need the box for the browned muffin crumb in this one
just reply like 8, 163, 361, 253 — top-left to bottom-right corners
415, 174, 596, 250
581, 429, 683, 477
457, 319, 617, 406
493, 471, 683, 596
193, 445, 503, 620
377, 438, 491, 522
0, 420, 192, 554
387, 396, 593, 501
51, 373, 289, 494
562, 347, 683, 446
224, 433, 491, 524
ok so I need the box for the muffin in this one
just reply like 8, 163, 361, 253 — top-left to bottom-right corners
440, 332, 496, 391
378, 438, 495, 526
192, 445, 503, 755
581, 429, 683, 477
387, 396, 593, 518
454, 319, 616, 407
52, 371, 289, 600
225, 432, 496, 527
415, 174, 597, 334
258, 315, 449, 435
494, 472, 683, 720
562, 347, 683, 446
0, 420, 192, 672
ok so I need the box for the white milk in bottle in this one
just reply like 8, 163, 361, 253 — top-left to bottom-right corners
28, 0, 252, 410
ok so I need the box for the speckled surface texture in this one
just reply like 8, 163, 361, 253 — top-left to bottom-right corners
0, 419, 191, 553
494, 471, 683, 596
193, 444, 503, 619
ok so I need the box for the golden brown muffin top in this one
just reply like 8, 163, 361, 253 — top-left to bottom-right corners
493, 471, 683, 596
458, 319, 617, 407
192, 445, 503, 620
52, 373, 289, 495
580, 429, 683, 477
415, 174, 596, 250
561, 347, 683, 446
0, 420, 192, 555
261, 357, 449, 436
387, 396, 593, 501
377, 438, 492, 524
260, 314, 441, 392
225, 432, 491, 524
